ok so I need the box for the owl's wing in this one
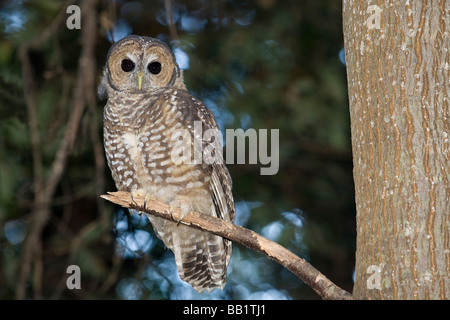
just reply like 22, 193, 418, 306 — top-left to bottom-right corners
209, 161, 235, 222
183, 92, 235, 224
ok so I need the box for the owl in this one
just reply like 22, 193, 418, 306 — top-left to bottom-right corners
98, 35, 235, 292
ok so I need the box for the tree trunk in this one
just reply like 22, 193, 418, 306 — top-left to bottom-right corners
343, 0, 450, 299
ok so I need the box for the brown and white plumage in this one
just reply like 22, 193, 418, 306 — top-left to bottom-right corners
99, 35, 234, 292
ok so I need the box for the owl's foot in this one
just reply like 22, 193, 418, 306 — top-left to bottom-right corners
168, 201, 194, 226
130, 189, 154, 211
176, 210, 196, 226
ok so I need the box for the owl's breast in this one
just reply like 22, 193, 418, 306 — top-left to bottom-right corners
103, 90, 210, 201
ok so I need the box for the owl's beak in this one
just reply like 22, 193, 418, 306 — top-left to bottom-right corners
137, 72, 144, 90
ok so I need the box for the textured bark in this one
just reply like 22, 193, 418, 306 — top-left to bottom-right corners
343, 0, 450, 299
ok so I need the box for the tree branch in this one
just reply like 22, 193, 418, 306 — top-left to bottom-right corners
101, 191, 352, 300
164, 0, 179, 41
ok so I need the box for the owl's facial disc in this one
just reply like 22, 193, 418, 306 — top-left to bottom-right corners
106, 35, 183, 93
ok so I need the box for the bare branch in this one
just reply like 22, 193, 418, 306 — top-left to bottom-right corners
101, 191, 353, 300
164, 0, 179, 41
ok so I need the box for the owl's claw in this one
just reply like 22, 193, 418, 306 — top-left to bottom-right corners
168, 204, 192, 226
177, 210, 196, 226
177, 214, 184, 226
143, 194, 154, 210
168, 205, 180, 223
130, 189, 140, 207
130, 190, 154, 212
168, 205, 173, 219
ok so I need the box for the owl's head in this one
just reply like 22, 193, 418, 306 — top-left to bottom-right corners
99, 35, 186, 97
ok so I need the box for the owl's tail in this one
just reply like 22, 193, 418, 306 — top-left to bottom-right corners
171, 225, 231, 292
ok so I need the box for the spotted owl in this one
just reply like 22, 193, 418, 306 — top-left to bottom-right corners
98, 35, 234, 292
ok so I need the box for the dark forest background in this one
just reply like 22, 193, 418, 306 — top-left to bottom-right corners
0, 0, 355, 299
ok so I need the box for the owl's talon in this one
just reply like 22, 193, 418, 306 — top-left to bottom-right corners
177, 210, 195, 226
130, 190, 139, 206
168, 205, 188, 225
168, 205, 175, 221
130, 190, 153, 212
143, 194, 154, 210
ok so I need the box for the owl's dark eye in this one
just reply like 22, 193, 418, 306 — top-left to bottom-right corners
121, 59, 135, 72
148, 61, 162, 74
